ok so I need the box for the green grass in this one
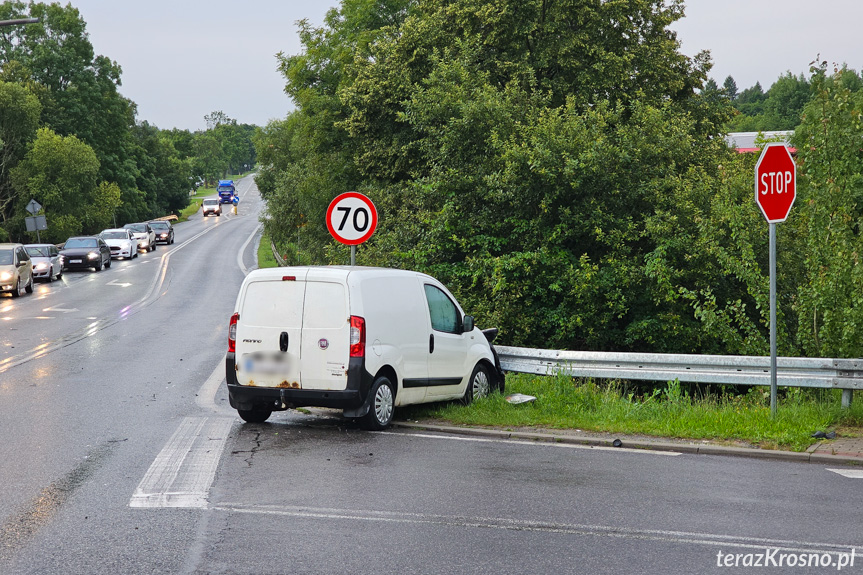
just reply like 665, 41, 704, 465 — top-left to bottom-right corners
257, 232, 280, 268
190, 185, 215, 200
177, 198, 202, 223
399, 374, 863, 452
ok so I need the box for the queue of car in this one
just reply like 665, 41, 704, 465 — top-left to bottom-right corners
0, 219, 175, 298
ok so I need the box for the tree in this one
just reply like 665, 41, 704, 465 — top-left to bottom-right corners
723, 75, 738, 100
792, 64, 863, 357
262, 0, 739, 352
0, 80, 41, 225
0, 2, 138, 191
762, 72, 810, 130
9, 127, 114, 242
129, 122, 191, 218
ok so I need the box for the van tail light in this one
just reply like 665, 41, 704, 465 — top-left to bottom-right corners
228, 312, 239, 353
350, 316, 365, 358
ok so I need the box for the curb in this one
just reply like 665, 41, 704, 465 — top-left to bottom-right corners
391, 421, 863, 466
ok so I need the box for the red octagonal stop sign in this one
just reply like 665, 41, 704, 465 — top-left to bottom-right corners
755, 143, 796, 223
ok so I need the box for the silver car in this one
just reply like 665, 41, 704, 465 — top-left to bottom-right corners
24, 244, 63, 281
0, 243, 34, 297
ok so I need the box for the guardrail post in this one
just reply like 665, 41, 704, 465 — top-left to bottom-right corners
842, 389, 853, 409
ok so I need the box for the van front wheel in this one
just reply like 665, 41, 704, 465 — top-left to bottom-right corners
238, 408, 272, 423
463, 363, 492, 405
361, 376, 395, 430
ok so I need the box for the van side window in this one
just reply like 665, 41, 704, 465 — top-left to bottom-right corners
424, 284, 461, 334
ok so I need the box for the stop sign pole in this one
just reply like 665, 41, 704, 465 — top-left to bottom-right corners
755, 143, 796, 417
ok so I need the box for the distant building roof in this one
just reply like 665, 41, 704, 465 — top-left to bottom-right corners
725, 131, 795, 154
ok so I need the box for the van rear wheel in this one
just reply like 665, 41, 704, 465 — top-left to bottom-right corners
361, 376, 395, 430
238, 408, 272, 423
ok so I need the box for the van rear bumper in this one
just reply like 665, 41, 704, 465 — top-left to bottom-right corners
225, 353, 372, 411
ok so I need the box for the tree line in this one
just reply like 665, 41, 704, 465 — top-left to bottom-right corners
0, 1, 257, 244
255, 0, 863, 359
707, 66, 863, 132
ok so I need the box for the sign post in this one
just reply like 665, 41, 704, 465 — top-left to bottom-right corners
326, 192, 378, 265
25, 198, 46, 243
755, 143, 796, 417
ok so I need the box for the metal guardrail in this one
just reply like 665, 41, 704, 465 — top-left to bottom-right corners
496, 346, 862, 407
271, 240, 286, 266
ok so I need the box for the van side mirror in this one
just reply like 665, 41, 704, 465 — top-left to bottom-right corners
463, 315, 474, 333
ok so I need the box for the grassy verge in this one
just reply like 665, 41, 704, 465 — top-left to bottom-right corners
399, 373, 863, 452
190, 185, 215, 200
257, 232, 279, 269
177, 198, 202, 223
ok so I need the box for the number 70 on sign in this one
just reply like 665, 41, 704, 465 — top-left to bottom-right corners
326, 192, 379, 245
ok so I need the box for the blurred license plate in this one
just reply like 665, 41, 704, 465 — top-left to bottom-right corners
242, 352, 288, 375
70, 259, 82, 264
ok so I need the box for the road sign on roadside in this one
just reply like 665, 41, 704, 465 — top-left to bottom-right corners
326, 192, 378, 246
754, 143, 796, 419
24, 215, 47, 232
25, 198, 42, 215
326, 192, 378, 266
755, 143, 796, 223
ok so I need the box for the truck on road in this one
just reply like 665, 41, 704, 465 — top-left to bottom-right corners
217, 180, 236, 204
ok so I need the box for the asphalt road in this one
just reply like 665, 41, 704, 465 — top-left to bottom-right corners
1, 177, 862, 574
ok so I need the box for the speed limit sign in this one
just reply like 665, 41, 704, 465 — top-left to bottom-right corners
326, 192, 378, 246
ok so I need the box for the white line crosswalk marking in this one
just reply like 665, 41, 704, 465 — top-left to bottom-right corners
129, 416, 234, 508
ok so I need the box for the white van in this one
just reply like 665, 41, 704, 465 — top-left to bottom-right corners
226, 266, 504, 429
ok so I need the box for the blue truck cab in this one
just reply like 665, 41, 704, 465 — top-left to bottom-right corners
218, 180, 236, 204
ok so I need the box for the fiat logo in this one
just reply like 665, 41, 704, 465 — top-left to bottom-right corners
318, 339, 329, 350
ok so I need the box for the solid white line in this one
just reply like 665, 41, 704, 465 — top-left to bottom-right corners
196, 358, 235, 415
376, 431, 680, 456
237, 223, 262, 276
210, 503, 862, 556
130, 416, 234, 508
827, 468, 863, 478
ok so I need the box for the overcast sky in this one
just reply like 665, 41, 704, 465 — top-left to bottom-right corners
66, 0, 862, 131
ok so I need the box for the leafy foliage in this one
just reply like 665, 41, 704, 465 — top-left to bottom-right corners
256, 0, 863, 361
9, 127, 114, 241
793, 64, 863, 357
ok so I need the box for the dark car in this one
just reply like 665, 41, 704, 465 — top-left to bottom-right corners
60, 236, 112, 271
148, 220, 175, 245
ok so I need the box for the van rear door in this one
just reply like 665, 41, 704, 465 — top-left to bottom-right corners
299, 280, 350, 391
235, 275, 306, 388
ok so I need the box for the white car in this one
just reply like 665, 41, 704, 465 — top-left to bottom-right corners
202, 198, 222, 217
100, 229, 138, 259
24, 244, 63, 281
123, 222, 156, 252
226, 266, 505, 428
